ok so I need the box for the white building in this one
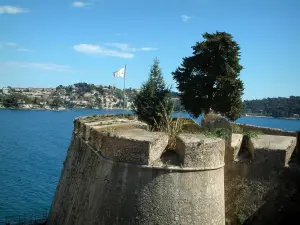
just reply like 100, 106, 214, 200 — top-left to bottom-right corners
2, 88, 9, 95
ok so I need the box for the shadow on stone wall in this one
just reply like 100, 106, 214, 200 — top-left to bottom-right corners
243, 161, 300, 225
201, 115, 300, 225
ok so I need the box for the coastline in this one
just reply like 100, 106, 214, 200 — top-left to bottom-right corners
244, 114, 300, 120
1, 107, 298, 120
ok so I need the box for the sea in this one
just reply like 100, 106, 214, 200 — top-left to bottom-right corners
0, 109, 299, 222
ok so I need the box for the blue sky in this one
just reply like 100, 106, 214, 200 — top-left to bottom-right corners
0, 0, 299, 100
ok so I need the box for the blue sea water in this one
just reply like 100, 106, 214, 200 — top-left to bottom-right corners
0, 109, 299, 222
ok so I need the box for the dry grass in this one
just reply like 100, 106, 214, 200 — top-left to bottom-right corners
205, 111, 218, 121
225, 176, 273, 224
154, 106, 189, 150
232, 123, 243, 133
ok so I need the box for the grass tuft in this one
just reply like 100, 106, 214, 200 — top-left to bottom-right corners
154, 105, 188, 150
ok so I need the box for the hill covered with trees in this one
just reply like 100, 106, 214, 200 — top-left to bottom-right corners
243, 96, 300, 118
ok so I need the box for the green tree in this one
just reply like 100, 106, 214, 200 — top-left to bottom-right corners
50, 97, 63, 107
3, 93, 32, 107
133, 57, 172, 129
172, 31, 244, 120
33, 97, 41, 105
114, 89, 124, 100
0, 94, 4, 103
243, 96, 300, 118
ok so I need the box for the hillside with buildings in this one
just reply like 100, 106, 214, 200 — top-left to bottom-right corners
0, 83, 141, 110
0, 83, 182, 111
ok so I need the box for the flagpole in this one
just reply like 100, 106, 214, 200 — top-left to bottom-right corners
123, 65, 126, 112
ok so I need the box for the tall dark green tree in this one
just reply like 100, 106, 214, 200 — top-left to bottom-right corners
172, 31, 244, 120
133, 57, 172, 129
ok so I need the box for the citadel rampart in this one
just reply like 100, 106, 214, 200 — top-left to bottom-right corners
47, 114, 299, 225
47, 115, 226, 225
202, 116, 299, 224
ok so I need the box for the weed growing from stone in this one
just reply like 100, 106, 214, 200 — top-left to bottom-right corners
245, 130, 263, 139
154, 104, 188, 150
201, 128, 231, 140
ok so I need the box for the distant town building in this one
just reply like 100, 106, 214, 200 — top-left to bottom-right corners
2, 88, 9, 95
293, 114, 299, 118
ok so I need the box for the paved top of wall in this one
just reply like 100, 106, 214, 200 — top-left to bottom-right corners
73, 114, 225, 170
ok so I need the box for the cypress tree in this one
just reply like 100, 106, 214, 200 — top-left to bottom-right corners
133, 57, 172, 129
172, 31, 244, 120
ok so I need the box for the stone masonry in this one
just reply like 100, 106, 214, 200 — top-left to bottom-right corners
47, 114, 226, 225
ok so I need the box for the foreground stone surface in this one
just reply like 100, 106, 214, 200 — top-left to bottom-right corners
47, 114, 225, 225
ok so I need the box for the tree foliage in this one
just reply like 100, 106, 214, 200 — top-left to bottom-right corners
133, 58, 173, 129
74, 82, 95, 93
3, 93, 33, 107
243, 96, 300, 118
172, 31, 244, 120
50, 97, 64, 107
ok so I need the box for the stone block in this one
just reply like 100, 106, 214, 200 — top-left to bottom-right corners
231, 133, 244, 161
177, 134, 225, 168
100, 128, 168, 165
249, 134, 297, 168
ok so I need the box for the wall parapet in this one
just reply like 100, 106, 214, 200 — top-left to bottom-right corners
233, 122, 297, 137
73, 114, 225, 169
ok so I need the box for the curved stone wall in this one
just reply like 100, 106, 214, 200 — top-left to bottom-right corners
47, 115, 225, 225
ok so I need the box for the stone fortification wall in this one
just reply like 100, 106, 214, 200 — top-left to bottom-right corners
201, 114, 299, 223
226, 133, 297, 224
47, 114, 225, 225
202, 114, 297, 137
234, 122, 297, 137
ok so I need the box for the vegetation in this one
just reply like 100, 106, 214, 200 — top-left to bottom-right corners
172, 31, 244, 121
132, 57, 173, 129
201, 128, 232, 140
244, 130, 263, 139
154, 106, 188, 150
50, 97, 64, 107
243, 96, 300, 118
3, 93, 33, 107
204, 111, 218, 121
231, 123, 243, 133
0, 94, 4, 103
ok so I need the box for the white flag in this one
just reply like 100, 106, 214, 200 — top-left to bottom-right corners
113, 67, 125, 78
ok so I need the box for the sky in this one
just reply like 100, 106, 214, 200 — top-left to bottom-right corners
0, 0, 299, 100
